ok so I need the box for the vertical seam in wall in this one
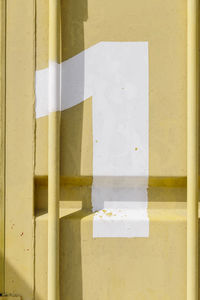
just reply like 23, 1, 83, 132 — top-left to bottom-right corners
4, 0, 6, 293
33, 0, 36, 298
0, 0, 6, 294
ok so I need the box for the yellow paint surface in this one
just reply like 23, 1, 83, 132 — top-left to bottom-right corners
0, 296, 22, 300
36, 98, 93, 177
5, 0, 35, 298
0, 0, 6, 293
3, 0, 195, 299
34, 203, 194, 300
36, 0, 187, 178
34, 2, 189, 298
0, 297, 21, 300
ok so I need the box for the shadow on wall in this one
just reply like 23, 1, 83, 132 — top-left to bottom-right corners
5, 214, 200, 300
60, 0, 91, 178
4, 258, 33, 299
60, 1, 88, 300
199, 19, 200, 173
34, 209, 93, 300
60, 210, 92, 300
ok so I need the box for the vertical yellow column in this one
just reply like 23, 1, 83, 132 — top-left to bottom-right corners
0, 0, 5, 294
48, 0, 61, 299
187, 0, 199, 299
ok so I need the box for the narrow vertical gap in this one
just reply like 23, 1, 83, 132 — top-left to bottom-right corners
0, 0, 6, 294
33, 0, 36, 297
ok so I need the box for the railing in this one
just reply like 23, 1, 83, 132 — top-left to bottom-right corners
187, 1, 199, 299
48, 0, 61, 299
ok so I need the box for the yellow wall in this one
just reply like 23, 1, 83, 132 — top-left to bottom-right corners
3, 0, 194, 299
34, 1, 189, 299
5, 0, 35, 298
36, 0, 187, 178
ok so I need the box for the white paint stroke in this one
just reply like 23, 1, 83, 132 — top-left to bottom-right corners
35, 42, 149, 238
94, 209, 149, 238
92, 177, 148, 211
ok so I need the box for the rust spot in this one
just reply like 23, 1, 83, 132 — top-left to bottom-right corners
135, 147, 138, 151
20, 232, 24, 237
106, 212, 113, 217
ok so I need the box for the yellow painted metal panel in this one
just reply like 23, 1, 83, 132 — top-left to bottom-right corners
0, 0, 5, 294
34, 2, 191, 299
187, 0, 199, 299
35, 204, 189, 300
0, 297, 21, 300
35, 0, 187, 179
5, 0, 35, 298
48, 0, 61, 298
2, 0, 198, 299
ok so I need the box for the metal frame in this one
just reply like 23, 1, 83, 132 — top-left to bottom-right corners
0, 0, 6, 294
187, 0, 199, 299
48, 0, 61, 299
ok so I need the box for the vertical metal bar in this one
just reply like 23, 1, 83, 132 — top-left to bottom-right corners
48, 0, 61, 299
0, 0, 5, 294
187, 0, 199, 299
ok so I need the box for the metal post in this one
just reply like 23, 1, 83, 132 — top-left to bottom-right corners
0, 0, 6, 294
48, 0, 61, 299
187, 0, 199, 299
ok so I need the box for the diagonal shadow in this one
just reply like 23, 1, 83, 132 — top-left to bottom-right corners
60, 209, 92, 300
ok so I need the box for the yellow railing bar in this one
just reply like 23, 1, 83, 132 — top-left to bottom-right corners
48, 0, 61, 299
187, 0, 199, 299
